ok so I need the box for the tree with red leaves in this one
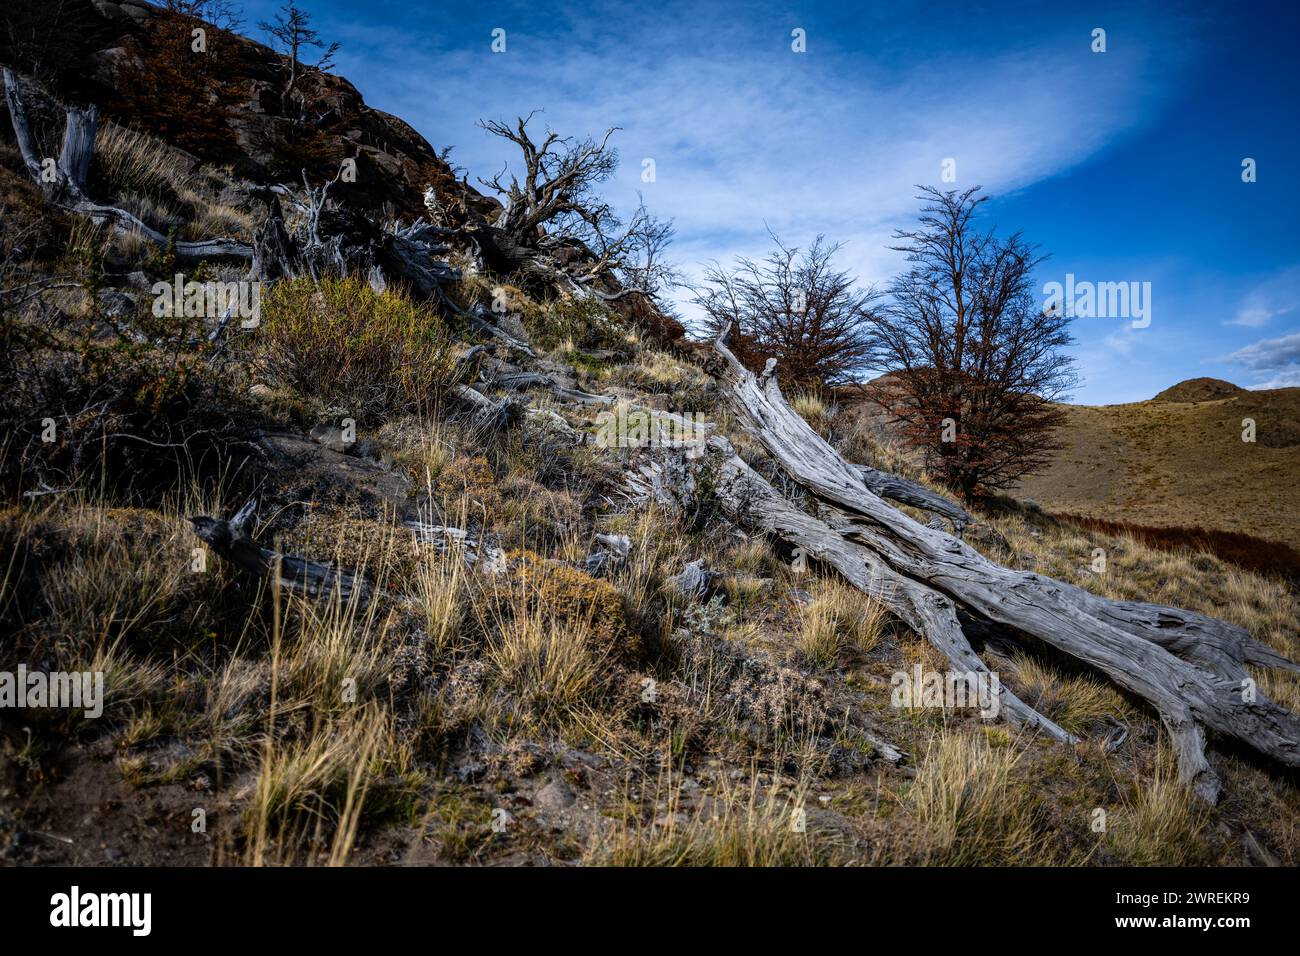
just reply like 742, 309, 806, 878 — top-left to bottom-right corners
866, 186, 1078, 500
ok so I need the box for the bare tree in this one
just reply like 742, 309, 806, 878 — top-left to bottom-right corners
2, 68, 252, 262
866, 186, 1078, 499
259, 2, 339, 119
477, 113, 619, 241
475, 113, 677, 295
691, 233, 878, 390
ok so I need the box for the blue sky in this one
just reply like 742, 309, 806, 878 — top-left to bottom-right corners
237, 0, 1300, 404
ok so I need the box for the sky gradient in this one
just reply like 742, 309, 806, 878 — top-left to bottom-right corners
237, 0, 1300, 404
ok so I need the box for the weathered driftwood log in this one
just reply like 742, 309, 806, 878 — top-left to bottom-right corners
487, 368, 614, 406
248, 181, 462, 290
451, 384, 519, 429
627, 443, 1073, 742
382, 222, 460, 290
709, 331, 1300, 802
3, 68, 253, 263
405, 520, 505, 572
441, 297, 537, 358
189, 500, 367, 602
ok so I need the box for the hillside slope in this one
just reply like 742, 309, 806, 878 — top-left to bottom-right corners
2, 4, 1299, 870
1013, 383, 1300, 551
0, 0, 493, 221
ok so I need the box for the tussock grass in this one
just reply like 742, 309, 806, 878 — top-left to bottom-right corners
485, 610, 610, 729
93, 121, 194, 204
417, 549, 470, 661
601, 349, 716, 410
524, 295, 627, 353
589, 772, 846, 866
910, 728, 1037, 865
792, 391, 831, 422
1008, 652, 1132, 736
798, 579, 887, 668
245, 702, 391, 866
1104, 745, 1211, 865
92, 121, 254, 241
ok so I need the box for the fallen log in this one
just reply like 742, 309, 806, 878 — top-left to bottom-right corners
709, 329, 1300, 802
853, 464, 969, 530
627, 443, 1073, 742
451, 384, 519, 429
189, 500, 367, 602
488, 368, 614, 406
405, 519, 505, 572
441, 296, 537, 358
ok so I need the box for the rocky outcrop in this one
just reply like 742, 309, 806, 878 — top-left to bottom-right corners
2, 0, 487, 222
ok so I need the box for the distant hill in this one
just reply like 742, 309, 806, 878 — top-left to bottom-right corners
1152, 377, 1248, 403
846, 376, 1300, 553
1014, 381, 1300, 551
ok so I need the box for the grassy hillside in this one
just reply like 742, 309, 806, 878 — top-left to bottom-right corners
3, 6, 1299, 870
1013, 382, 1300, 552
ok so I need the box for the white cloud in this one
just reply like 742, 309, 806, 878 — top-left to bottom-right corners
1228, 265, 1300, 327
1226, 330, 1300, 369
1225, 329, 1300, 388
1248, 370, 1300, 390
324, 2, 1191, 322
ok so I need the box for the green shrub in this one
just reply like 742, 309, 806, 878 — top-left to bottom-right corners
525, 295, 628, 353
256, 277, 460, 424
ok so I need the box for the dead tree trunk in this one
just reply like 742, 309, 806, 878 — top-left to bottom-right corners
853, 464, 969, 530
627, 442, 1073, 741
706, 329, 1300, 802
2, 68, 253, 263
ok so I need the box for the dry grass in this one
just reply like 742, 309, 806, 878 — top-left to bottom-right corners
792, 391, 831, 422
1007, 652, 1133, 737
909, 728, 1038, 865
1104, 745, 1211, 865
798, 579, 887, 668
417, 549, 470, 661
729, 537, 779, 576
601, 349, 716, 410
92, 121, 254, 241
986, 506, 1300, 714
589, 772, 846, 866
484, 610, 610, 730
244, 702, 391, 866
1012, 391, 1300, 553
93, 121, 194, 204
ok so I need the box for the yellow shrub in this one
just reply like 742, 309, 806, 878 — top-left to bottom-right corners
493, 550, 630, 656
256, 277, 459, 423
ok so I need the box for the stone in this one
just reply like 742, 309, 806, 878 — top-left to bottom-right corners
534, 778, 577, 812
